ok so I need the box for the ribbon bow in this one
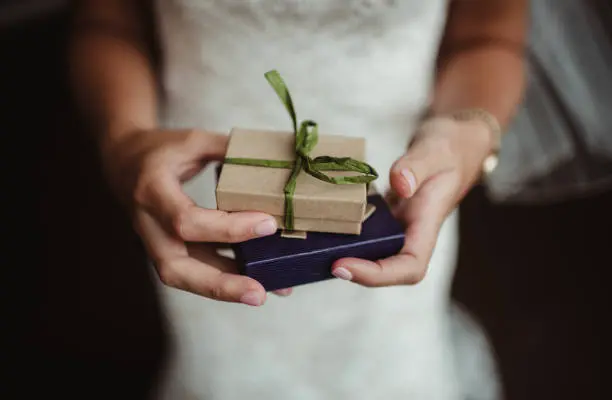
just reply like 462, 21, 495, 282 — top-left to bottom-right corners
224, 70, 378, 230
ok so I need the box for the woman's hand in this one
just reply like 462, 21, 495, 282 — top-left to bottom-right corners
331, 116, 495, 286
101, 129, 281, 306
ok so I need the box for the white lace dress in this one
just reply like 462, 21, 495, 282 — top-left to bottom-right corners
152, 1, 499, 399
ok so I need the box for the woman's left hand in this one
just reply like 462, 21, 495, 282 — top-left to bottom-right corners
331, 115, 496, 286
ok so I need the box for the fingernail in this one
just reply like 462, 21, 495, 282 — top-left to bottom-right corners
240, 291, 264, 306
400, 169, 416, 197
332, 267, 353, 281
274, 288, 293, 297
254, 218, 277, 237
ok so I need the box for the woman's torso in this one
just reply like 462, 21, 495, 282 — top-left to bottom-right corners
155, 0, 449, 193
150, 1, 486, 399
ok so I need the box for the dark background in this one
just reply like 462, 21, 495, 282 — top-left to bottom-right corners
1, 1, 609, 399
1, 2, 168, 398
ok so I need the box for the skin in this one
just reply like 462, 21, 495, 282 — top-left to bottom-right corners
333, 0, 528, 285
70, 0, 527, 306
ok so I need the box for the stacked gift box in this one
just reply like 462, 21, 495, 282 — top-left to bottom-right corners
215, 71, 405, 291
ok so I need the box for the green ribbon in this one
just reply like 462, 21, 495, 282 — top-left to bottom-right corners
224, 70, 378, 231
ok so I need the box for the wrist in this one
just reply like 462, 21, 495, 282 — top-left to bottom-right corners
450, 108, 501, 171
453, 107, 500, 137
420, 107, 501, 178
98, 117, 156, 158
95, 120, 156, 204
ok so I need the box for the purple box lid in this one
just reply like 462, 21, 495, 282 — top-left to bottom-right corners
232, 194, 405, 291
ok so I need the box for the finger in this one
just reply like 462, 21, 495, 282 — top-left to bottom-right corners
332, 177, 449, 287
331, 255, 425, 287
331, 217, 437, 287
197, 242, 292, 297
139, 172, 277, 243
384, 189, 401, 209
168, 131, 229, 185
186, 242, 237, 272
384, 190, 408, 221
180, 130, 230, 161
178, 208, 278, 243
138, 211, 267, 306
162, 255, 267, 306
390, 135, 454, 199
273, 288, 293, 297
134, 130, 227, 219
135, 209, 189, 262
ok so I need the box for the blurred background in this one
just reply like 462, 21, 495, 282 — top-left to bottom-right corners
1, 1, 168, 397
1, 1, 610, 399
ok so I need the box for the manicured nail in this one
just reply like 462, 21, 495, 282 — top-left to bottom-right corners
332, 267, 353, 281
274, 288, 293, 297
254, 218, 277, 237
400, 168, 416, 197
240, 291, 264, 306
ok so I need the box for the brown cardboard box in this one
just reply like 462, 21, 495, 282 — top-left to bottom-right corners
216, 128, 368, 234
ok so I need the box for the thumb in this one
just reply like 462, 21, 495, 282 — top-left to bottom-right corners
389, 136, 453, 199
170, 131, 229, 183
181, 130, 230, 161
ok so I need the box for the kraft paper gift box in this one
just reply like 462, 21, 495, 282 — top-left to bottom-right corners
216, 128, 369, 235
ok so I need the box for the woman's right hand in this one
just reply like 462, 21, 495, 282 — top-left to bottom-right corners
100, 129, 280, 306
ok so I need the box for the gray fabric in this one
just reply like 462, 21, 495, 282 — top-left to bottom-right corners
485, 0, 612, 204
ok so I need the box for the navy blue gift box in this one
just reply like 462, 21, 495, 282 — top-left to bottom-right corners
231, 194, 405, 291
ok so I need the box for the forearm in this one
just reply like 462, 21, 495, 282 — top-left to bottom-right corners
433, 48, 525, 129
70, 0, 158, 148
432, 0, 528, 129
